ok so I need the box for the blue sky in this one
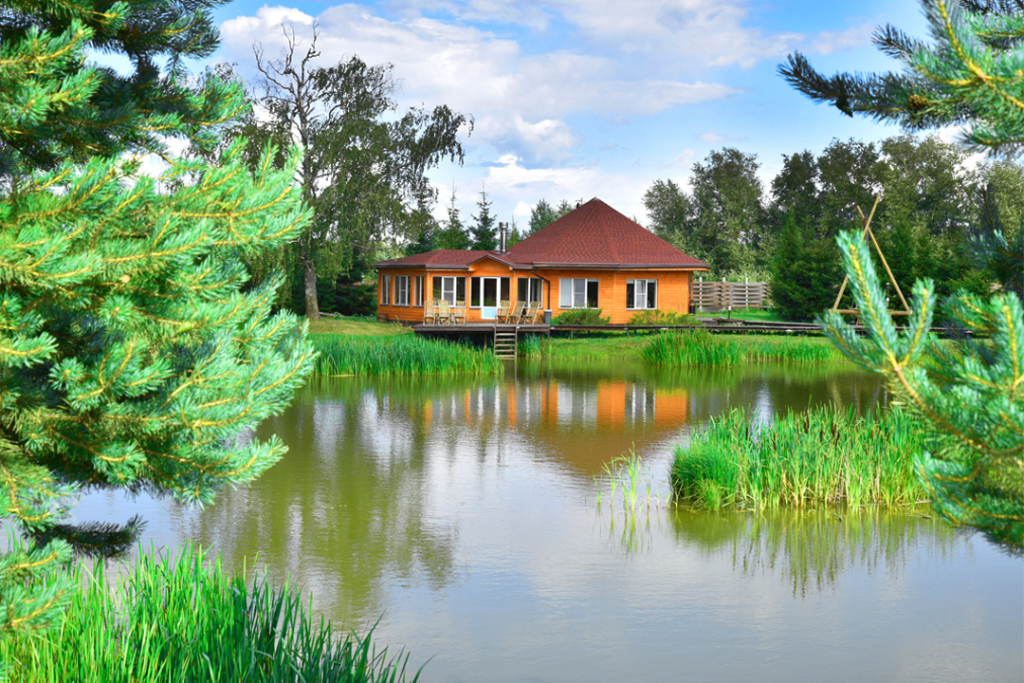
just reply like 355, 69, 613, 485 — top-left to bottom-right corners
198, 0, 937, 226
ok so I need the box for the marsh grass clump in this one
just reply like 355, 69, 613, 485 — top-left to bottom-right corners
0, 543, 421, 683
596, 450, 664, 513
642, 329, 744, 367
312, 334, 502, 376
643, 330, 847, 367
671, 406, 927, 511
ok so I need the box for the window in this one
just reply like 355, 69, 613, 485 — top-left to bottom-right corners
559, 278, 598, 309
395, 275, 410, 306
432, 276, 466, 305
470, 277, 510, 308
517, 278, 543, 305
381, 275, 391, 305
414, 276, 424, 307
626, 279, 657, 310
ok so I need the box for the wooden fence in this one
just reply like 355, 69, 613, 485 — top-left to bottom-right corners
692, 278, 770, 312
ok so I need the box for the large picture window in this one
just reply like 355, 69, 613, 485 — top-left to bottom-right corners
626, 279, 657, 310
395, 275, 410, 306
517, 277, 543, 305
432, 276, 466, 305
559, 278, 598, 309
381, 275, 391, 305
470, 277, 510, 308
414, 275, 424, 307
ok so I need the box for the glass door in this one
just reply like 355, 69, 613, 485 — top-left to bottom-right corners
481, 277, 499, 320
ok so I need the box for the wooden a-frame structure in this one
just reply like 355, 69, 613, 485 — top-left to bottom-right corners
831, 195, 912, 319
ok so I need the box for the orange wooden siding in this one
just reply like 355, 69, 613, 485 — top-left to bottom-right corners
375, 264, 695, 324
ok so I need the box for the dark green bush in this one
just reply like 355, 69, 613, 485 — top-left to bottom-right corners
626, 309, 697, 325
552, 308, 610, 325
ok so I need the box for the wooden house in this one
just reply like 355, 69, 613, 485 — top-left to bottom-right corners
374, 198, 709, 325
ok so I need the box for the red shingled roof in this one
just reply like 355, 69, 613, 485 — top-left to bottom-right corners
376, 199, 709, 270
506, 198, 708, 268
375, 250, 514, 268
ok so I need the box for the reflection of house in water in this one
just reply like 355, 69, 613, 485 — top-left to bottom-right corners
415, 377, 691, 474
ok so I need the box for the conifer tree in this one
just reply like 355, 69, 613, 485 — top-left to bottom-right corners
780, 0, 1024, 155
528, 199, 558, 235
785, 0, 1024, 549
0, 0, 315, 640
469, 187, 498, 250
435, 189, 471, 250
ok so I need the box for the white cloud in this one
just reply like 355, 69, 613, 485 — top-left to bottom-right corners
219, 5, 741, 164
699, 133, 725, 143
810, 21, 875, 55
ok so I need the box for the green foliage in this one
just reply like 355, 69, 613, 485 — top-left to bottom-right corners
468, 187, 498, 250
672, 406, 927, 510
0, 0, 315, 639
319, 281, 378, 317
769, 210, 844, 321
819, 230, 1023, 549
0, 543, 421, 683
642, 329, 743, 367
526, 198, 572, 236
625, 309, 697, 326
311, 335, 503, 376
0, 0, 244, 176
780, 0, 1024, 155
643, 329, 845, 366
250, 32, 470, 317
551, 308, 611, 325
434, 189, 471, 250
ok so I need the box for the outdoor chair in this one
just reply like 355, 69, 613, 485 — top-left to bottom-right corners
520, 302, 541, 324
495, 300, 511, 323
436, 299, 451, 325
504, 301, 525, 324
453, 301, 467, 325
423, 300, 436, 325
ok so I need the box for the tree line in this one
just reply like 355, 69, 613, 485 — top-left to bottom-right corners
641, 136, 1023, 321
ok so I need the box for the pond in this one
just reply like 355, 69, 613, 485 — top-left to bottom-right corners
73, 360, 1023, 682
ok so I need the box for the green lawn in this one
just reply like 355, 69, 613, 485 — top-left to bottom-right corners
308, 316, 411, 336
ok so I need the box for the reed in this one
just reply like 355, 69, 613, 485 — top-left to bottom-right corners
671, 406, 927, 511
643, 330, 846, 367
642, 329, 744, 367
0, 543, 421, 683
312, 334, 503, 376
596, 450, 664, 513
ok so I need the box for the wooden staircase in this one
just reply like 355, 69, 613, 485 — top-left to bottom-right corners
493, 329, 518, 360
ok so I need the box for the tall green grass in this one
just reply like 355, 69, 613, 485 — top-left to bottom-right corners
312, 334, 503, 376
671, 406, 927, 510
643, 329, 846, 366
0, 543, 420, 683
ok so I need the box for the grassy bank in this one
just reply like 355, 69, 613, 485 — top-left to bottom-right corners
312, 334, 502, 376
644, 329, 845, 366
308, 316, 410, 337
0, 544, 419, 683
671, 406, 927, 511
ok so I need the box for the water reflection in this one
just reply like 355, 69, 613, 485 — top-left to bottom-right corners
64, 360, 1021, 683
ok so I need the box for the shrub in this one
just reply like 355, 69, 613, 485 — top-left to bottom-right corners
552, 308, 610, 325
626, 309, 698, 326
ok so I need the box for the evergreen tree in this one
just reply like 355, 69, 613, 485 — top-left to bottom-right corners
780, 0, 1024, 155
469, 187, 498, 250
435, 189, 470, 250
769, 211, 842, 321
528, 199, 559, 235
0, 0, 315, 640
786, 0, 1024, 549
506, 217, 523, 248
405, 187, 438, 256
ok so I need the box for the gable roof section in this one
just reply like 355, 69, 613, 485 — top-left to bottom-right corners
375, 250, 516, 269
507, 198, 708, 268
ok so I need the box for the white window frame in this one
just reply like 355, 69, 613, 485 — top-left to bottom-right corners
432, 276, 466, 305
626, 279, 658, 310
559, 278, 599, 309
395, 275, 410, 306
414, 275, 424, 307
381, 275, 391, 305
517, 277, 543, 305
